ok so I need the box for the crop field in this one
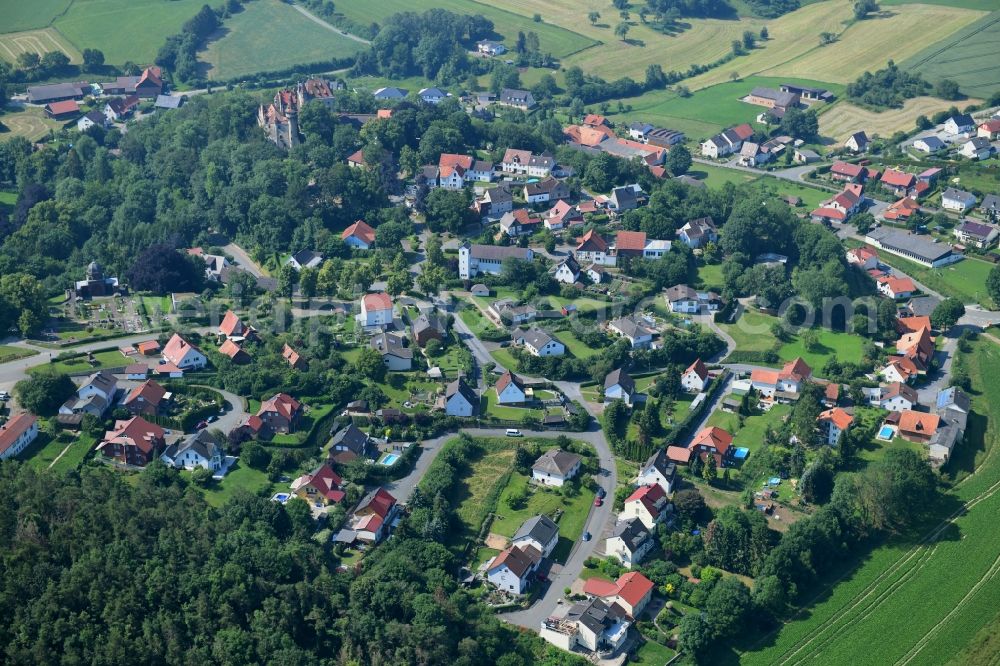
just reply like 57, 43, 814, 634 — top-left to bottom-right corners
333, 0, 597, 58
901, 9, 1000, 98
0, 28, 81, 64
0, 0, 72, 33
882, 0, 999, 10
740, 339, 1000, 665
819, 96, 980, 140
0, 106, 65, 143
200, 0, 367, 80
52, 0, 207, 65
609, 76, 843, 141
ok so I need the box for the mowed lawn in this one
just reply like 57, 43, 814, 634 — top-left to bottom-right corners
707, 403, 791, 460
720, 308, 780, 354
198, 461, 273, 508
0, 28, 82, 65
200, 0, 366, 80
0, 0, 72, 32
0, 345, 38, 364
740, 339, 1000, 666
777, 326, 867, 368
874, 251, 996, 308
53, 0, 207, 65
333, 0, 596, 58
0, 105, 67, 143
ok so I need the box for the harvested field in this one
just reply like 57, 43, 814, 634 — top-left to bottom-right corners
0, 28, 81, 64
819, 96, 981, 140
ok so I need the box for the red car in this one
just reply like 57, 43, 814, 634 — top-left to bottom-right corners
593, 496, 603, 507
195, 420, 208, 430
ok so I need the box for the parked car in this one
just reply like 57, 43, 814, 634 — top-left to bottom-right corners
593, 496, 603, 507
207, 415, 218, 423
582, 531, 592, 542
505, 429, 522, 437
195, 420, 208, 430
596, 487, 606, 499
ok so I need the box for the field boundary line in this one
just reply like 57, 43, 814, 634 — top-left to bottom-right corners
47, 440, 75, 470
903, 9, 1000, 71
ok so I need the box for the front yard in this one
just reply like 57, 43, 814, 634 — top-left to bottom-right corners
32, 349, 131, 375
196, 461, 273, 507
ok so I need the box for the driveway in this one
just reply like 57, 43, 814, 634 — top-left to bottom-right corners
222, 243, 267, 278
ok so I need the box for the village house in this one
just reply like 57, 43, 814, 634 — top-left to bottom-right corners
954, 220, 999, 249
830, 161, 866, 183
282, 343, 306, 370
982, 194, 1000, 222
608, 184, 646, 213
443, 378, 478, 417
880, 356, 921, 384
882, 196, 921, 223
499, 209, 541, 237
611, 230, 671, 259
490, 299, 537, 326
586, 264, 607, 284
342, 220, 376, 250
121, 379, 170, 417
243, 393, 303, 439
944, 113, 975, 135
563, 122, 616, 147
291, 463, 345, 506
553, 256, 582, 285
873, 382, 919, 412
287, 250, 323, 271
913, 136, 946, 153
359, 292, 394, 328
620, 484, 668, 529
411, 313, 446, 347
739, 141, 773, 167
103, 95, 140, 123
897, 410, 940, 443
328, 423, 374, 464
486, 544, 542, 595
161, 430, 224, 474
348, 488, 399, 544
583, 571, 655, 619
636, 449, 678, 495
44, 100, 80, 120
845, 131, 870, 153
501, 149, 554, 177
512, 514, 560, 558
544, 200, 584, 230
846, 247, 879, 270
608, 316, 657, 349
0, 414, 39, 461
876, 275, 917, 300
751, 357, 812, 400
794, 148, 820, 164
162, 334, 207, 371
77, 110, 108, 132
370, 332, 412, 371
818, 408, 853, 446
701, 123, 754, 158
474, 185, 514, 219
102, 66, 163, 97
218, 338, 250, 365
682, 359, 710, 393
97, 416, 166, 467
880, 168, 917, 197
476, 40, 506, 56
604, 368, 636, 406
372, 86, 408, 100
524, 177, 570, 204
811, 184, 864, 224
59, 370, 117, 418
418, 87, 450, 104
218, 311, 256, 341
496, 370, 528, 405
575, 230, 616, 266
532, 448, 582, 486
665, 284, 724, 314
677, 217, 718, 248
542, 596, 631, 654
942, 188, 978, 213
605, 517, 654, 568
497, 88, 536, 110
459, 243, 534, 279
513, 328, 566, 357
960, 137, 994, 160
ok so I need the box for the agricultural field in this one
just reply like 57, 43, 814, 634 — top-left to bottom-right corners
0, 28, 82, 64
609, 76, 843, 141
52, 0, 207, 65
883, 0, 1000, 12
0, 0, 72, 33
0, 106, 68, 142
901, 9, 1000, 98
740, 338, 1000, 666
333, 0, 597, 59
199, 0, 367, 81
819, 96, 981, 141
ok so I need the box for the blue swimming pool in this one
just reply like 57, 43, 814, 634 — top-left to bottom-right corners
271, 493, 290, 504
878, 425, 895, 439
381, 453, 400, 466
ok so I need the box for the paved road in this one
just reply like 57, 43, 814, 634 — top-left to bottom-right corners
222, 243, 268, 279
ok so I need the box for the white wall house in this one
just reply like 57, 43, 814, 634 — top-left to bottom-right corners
359, 292, 393, 328
531, 448, 582, 486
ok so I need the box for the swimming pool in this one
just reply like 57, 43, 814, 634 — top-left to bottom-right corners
271, 493, 290, 504
877, 425, 895, 440
381, 453, 400, 466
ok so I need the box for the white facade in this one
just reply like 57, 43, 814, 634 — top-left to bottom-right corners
531, 463, 580, 487
606, 533, 652, 569
553, 262, 580, 284
0, 416, 39, 461
496, 382, 526, 405
487, 561, 534, 594
681, 369, 707, 392
525, 338, 565, 357
604, 382, 632, 405
446, 392, 476, 417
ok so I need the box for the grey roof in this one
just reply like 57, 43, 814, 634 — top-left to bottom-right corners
916, 136, 945, 150
27, 81, 89, 103
465, 243, 532, 261
604, 368, 635, 394
291, 249, 322, 266
513, 514, 559, 547
154, 95, 183, 109
412, 313, 446, 336
943, 187, 975, 202
518, 327, 557, 350
373, 86, 408, 99
937, 386, 970, 413
867, 229, 956, 264
610, 316, 655, 339
750, 86, 798, 108
370, 332, 413, 359
958, 220, 995, 238
610, 186, 638, 209
981, 194, 1000, 212
330, 423, 370, 454
949, 113, 975, 127
164, 429, 221, 462
87, 370, 117, 395
524, 177, 565, 196
907, 296, 940, 317
419, 87, 448, 98
630, 121, 654, 133
848, 131, 869, 144
446, 378, 478, 406
611, 517, 651, 551
641, 448, 677, 481
484, 186, 512, 204
499, 88, 536, 107
966, 137, 992, 149
567, 597, 624, 634
646, 127, 685, 144
532, 448, 582, 476
81, 110, 106, 125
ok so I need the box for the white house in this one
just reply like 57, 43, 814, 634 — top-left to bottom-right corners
575, 230, 616, 267
0, 414, 39, 461
606, 518, 654, 568
620, 484, 668, 530
677, 217, 718, 248
960, 137, 994, 160
681, 359, 709, 393
77, 110, 107, 132
287, 250, 323, 270
608, 316, 656, 349
941, 187, 977, 213
751, 357, 811, 398
444, 378, 478, 417
60, 370, 118, 417
359, 292, 393, 328
477, 40, 507, 56
418, 87, 449, 104
818, 407, 853, 446
532, 448, 582, 486
913, 136, 946, 153
495, 370, 527, 405
636, 449, 677, 495
501, 148, 552, 177
664, 284, 723, 314
486, 545, 541, 594
954, 220, 999, 249
583, 572, 655, 620
459, 243, 533, 279
161, 430, 224, 473
541, 597, 631, 654
604, 368, 635, 406
944, 114, 975, 136
875, 382, 918, 412
511, 514, 560, 558
514, 328, 565, 357
370, 331, 412, 371
162, 334, 207, 371
553, 256, 581, 285
845, 131, 869, 153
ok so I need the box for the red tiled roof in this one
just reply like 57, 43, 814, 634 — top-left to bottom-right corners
690, 426, 733, 455
685, 358, 708, 380
219, 311, 244, 337
282, 343, 302, 367
495, 370, 524, 395
259, 393, 300, 421
362, 292, 393, 312
897, 316, 931, 334
732, 123, 754, 140
780, 357, 812, 382
0, 413, 36, 456
100, 417, 164, 454
123, 380, 167, 407
811, 207, 847, 221
295, 463, 344, 502
583, 578, 620, 598
577, 229, 608, 252
898, 410, 939, 436
359, 487, 397, 518
439, 153, 473, 170
615, 230, 647, 251
616, 572, 654, 608
219, 338, 245, 359
162, 334, 202, 366
878, 276, 916, 294
831, 161, 864, 178
819, 407, 853, 430
881, 168, 915, 188
626, 484, 666, 517
342, 219, 376, 245
137, 340, 160, 354
884, 197, 920, 220
47, 100, 80, 115
583, 113, 609, 127
980, 119, 1000, 132
666, 445, 692, 463
347, 149, 366, 165
751, 368, 780, 385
